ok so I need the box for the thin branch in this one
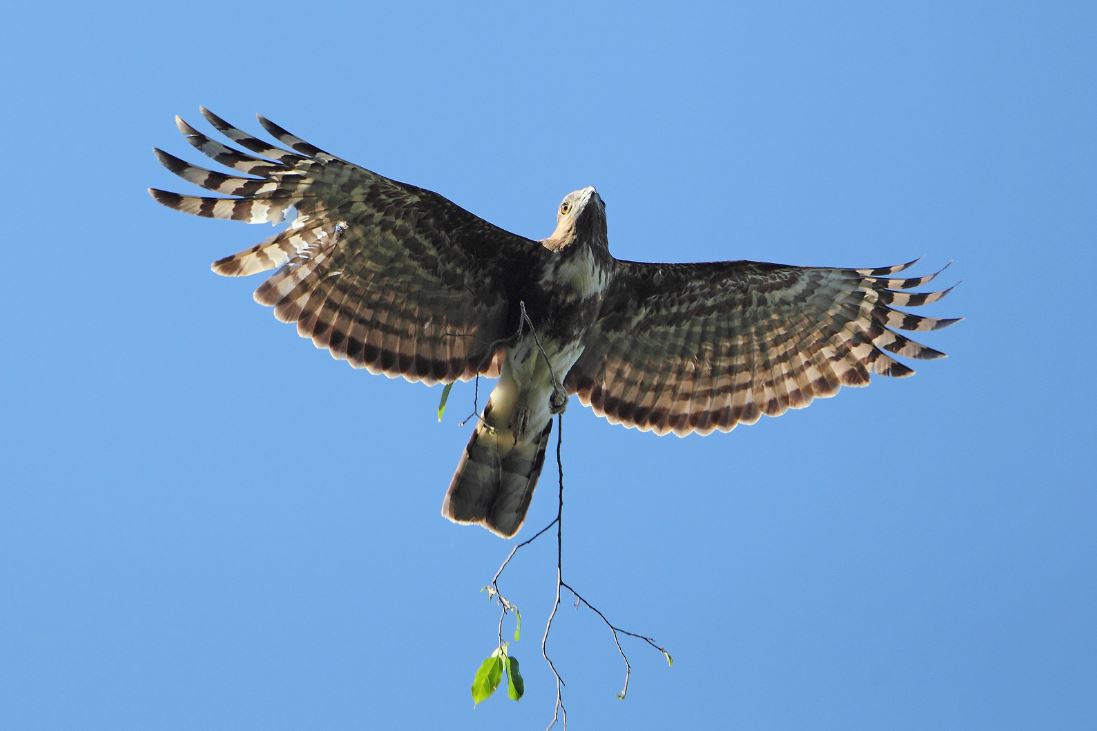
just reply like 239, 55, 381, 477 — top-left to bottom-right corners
520, 301, 560, 394
453, 300, 535, 429
542, 414, 566, 729
560, 580, 672, 699
476, 302, 668, 728
487, 516, 557, 648
458, 374, 484, 429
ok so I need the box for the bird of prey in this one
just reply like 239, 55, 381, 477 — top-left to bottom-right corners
150, 109, 959, 538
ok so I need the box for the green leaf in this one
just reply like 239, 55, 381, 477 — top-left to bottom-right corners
437, 382, 455, 422
513, 610, 522, 642
471, 654, 504, 706
505, 655, 525, 701
663, 651, 674, 667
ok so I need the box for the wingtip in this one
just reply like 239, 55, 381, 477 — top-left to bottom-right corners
174, 114, 197, 135
891, 360, 917, 378
200, 106, 228, 128
148, 187, 177, 206
256, 114, 287, 138
210, 257, 236, 276
149, 187, 192, 211
899, 256, 922, 272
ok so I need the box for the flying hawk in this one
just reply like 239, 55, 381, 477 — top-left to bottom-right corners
150, 109, 959, 538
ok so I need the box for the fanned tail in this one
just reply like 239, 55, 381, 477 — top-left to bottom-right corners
442, 400, 552, 538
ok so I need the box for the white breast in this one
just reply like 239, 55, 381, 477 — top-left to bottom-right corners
544, 246, 610, 299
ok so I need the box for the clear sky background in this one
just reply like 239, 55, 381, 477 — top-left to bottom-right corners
3, 2, 1095, 729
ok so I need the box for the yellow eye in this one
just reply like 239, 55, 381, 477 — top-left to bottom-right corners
560, 200, 571, 215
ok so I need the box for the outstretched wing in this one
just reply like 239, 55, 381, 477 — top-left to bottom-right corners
565, 258, 959, 436
150, 108, 546, 384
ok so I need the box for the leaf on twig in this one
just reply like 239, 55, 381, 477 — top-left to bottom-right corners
437, 382, 455, 422
505, 655, 525, 701
514, 610, 522, 642
663, 651, 674, 667
471, 653, 504, 706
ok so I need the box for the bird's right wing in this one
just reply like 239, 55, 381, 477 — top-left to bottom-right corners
151, 108, 547, 384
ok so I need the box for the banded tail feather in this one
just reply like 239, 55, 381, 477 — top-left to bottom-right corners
442, 401, 554, 538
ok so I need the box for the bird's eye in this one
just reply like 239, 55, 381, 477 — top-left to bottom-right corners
560, 200, 571, 215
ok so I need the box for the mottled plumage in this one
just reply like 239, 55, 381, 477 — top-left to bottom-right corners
151, 109, 959, 538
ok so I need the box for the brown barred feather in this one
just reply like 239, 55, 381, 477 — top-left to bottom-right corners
174, 116, 285, 177
151, 109, 544, 385
565, 260, 957, 436
854, 258, 920, 276
154, 149, 273, 196
257, 115, 331, 158
199, 107, 307, 165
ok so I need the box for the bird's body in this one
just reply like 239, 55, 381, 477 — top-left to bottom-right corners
151, 109, 959, 538
444, 187, 615, 536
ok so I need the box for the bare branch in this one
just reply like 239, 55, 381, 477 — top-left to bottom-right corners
475, 303, 668, 727
458, 374, 485, 429
542, 414, 566, 729
450, 300, 532, 430
560, 580, 672, 699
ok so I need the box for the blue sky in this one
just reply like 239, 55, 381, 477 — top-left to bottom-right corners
3, 2, 1095, 728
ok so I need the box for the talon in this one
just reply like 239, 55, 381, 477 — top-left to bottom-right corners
550, 386, 568, 414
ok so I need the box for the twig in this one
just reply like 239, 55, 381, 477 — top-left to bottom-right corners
542, 414, 566, 729
560, 580, 672, 700
477, 303, 668, 728
458, 374, 483, 429
518, 301, 560, 394
453, 301, 535, 429
488, 517, 557, 647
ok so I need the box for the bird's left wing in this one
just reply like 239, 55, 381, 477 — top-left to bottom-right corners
151, 108, 546, 384
565, 258, 959, 436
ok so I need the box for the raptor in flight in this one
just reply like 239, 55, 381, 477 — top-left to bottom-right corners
150, 109, 959, 538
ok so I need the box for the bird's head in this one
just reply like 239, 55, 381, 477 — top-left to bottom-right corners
546, 186, 608, 251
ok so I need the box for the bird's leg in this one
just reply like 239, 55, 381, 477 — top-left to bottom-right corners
549, 385, 568, 415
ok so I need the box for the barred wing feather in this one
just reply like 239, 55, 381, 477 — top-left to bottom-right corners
565, 258, 959, 436
150, 108, 546, 384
